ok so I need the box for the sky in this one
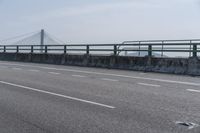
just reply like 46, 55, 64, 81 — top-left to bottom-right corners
0, 0, 200, 43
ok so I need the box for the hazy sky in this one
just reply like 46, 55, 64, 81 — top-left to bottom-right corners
0, 0, 200, 43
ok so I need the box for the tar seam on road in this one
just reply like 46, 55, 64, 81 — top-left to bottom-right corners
138, 82, 161, 87
1, 62, 200, 86
0, 80, 115, 109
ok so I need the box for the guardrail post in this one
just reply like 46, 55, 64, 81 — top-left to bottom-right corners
189, 41, 192, 57
193, 44, 197, 57
161, 41, 164, 57
148, 44, 152, 57
31, 46, 34, 53
138, 42, 141, 56
114, 45, 117, 56
86, 45, 89, 55
3, 46, 6, 53
45, 45, 48, 54
16, 46, 19, 53
64, 45, 67, 54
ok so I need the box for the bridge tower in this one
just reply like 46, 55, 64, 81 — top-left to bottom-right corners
40, 29, 44, 53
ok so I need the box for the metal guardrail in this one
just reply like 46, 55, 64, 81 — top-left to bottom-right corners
0, 39, 200, 57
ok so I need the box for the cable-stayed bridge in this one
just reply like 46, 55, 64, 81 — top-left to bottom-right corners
0, 30, 200, 57
0, 29, 64, 46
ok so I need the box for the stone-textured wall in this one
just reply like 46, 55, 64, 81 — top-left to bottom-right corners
0, 53, 200, 76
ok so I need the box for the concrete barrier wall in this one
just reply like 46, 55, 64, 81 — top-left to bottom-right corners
0, 53, 200, 76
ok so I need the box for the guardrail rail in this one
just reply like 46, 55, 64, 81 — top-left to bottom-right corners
0, 39, 200, 58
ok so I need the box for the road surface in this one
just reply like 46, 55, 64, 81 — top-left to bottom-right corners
0, 61, 200, 133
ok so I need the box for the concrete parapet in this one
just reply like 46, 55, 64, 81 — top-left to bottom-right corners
188, 57, 200, 75
0, 53, 199, 76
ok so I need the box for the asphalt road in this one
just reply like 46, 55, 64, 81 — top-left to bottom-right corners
0, 61, 200, 133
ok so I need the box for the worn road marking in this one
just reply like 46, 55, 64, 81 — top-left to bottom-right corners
138, 82, 161, 87
187, 89, 200, 93
0, 81, 115, 109
0, 66, 7, 69
1, 62, 200, 86
28, 69, 40, 72
72, 75, 86, 78
139, 72, 146, 75
48, 72, 60, 75
12, 68, 22, 70
101, 78, 118, 82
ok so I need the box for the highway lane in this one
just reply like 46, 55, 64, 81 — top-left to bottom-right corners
0, 61, 200, 132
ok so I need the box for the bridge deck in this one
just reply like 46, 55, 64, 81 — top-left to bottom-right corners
0, 61, 199, 132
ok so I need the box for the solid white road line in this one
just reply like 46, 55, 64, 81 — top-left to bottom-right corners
72, 75, 86, 78
101, 78, 118, 82
138, 82, 161, 87
28, 69, 40, 72
187, 89, 200, 93
0, 81, 115, 109
12, 68, 22, 70
1, 62, 200, 86
48, 72, 60, 75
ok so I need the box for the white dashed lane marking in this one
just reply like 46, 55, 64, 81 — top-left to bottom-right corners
28, 69, 40, 72
1, 62, 200, 86
72, 75, 86, 78
12, 68, 22, 70
48, 72, 60, 75
139, 72, 146, 75
101, 78, 119, 82
187, 89, 200, 93
138, 82, 161, 87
